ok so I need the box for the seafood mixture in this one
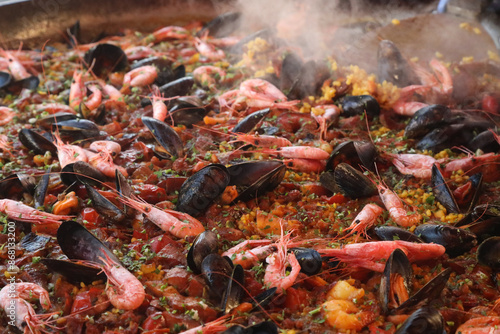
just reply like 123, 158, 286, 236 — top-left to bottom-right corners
0, 9, 500, 334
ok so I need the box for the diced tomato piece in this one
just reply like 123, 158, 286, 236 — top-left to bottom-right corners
71, 291, 92, 314
131, 184, 167, 203
150, 234, 178, 253
482, 94, 499, 115
284, 287, 309, 312
81, 208, 102, 229
32, 222, 60, 235
325, 193, 347, 204
142, 312, 166, 331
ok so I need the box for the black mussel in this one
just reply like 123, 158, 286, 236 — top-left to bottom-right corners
57, 220, 119, 264
0, 71, 12, 89
251, 287, 277, 312
462, 173, 483, 214
477, 237, 500, 270
131, 58, 177, 86
187, 231, 219, 274
83, 43, 128, 77
378, 40, 419, 88
414, 224, 477, 257
141, 77, 194, 106
36, 112, 78, 130
373, 226, 424, 243
18, 128, 57, 155
115, 169, 134, 217
168, 96, 208, 127
288, 60, 330, 100
142, 116, 184, 158
21, 232, 50, 252
232, 108, 270, 134
319, 170, 339, 193
395, 307, 445, 334
227, 161, 286, 203
177, 164, 230, 216
380, 249, 413, 314
469, 129, 500, 153
52, 119, 100, 140
85, 184, 125, 223
0, 173, 36, 200
60, 163, 78, 187
404, 105, 449, 139
41, 259, 107, 284
197, 12, 241, 38
332, 163, 378, 199
73, 161, 107, 186
395, 268, 451, 314
280, 53, 303, 93
222, 325, 247, 334
222, 264, 244, 313
466, 217, 500, 241
341, 95, 380, 117
34, 168, 51, 209
326, 140, 376, 172
416, 124, 473, 152
431, 164, 460, 214
6, 76, 40, 93
79, 102, 106, 125
201, 253, 233, 298
290, 248, 322, 275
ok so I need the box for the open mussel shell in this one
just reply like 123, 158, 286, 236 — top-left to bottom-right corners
21, 232, 50, 252
232, 108, 270, 134
373, 226, 423, 243
288, 60, 330, 100
222, 264, 244, 313
477, 237, 500, 270
60, 163, 78, 186
197, 11, 241, 38
332, 163, 378, 199
414, 224, 477, 257
378, 40, 420, 88
326, 140, 376, 172
201, 253, 233, 300
290, 248, 322, 275
187, 230, 219, 275
463, 173, 483, 214
431, 164, 460, 214
83, 43, 128, 77
52, 119, 100, 140
36, 112, 78, 130
6, 76, 40, 93
79, 102, 106, 125
380, 249, 413, 315
141, 77, 194, 106
0, 71, 12, 89
18, 128, 57, 155
341, 95, 380, 117
227, 161, 286, 203
394, 306, 445, 334
142, 116, 184, 159
85, 184, 125, 223
404, 104, 450, 139
57, 220, 119, 265
0, 173, 36, 200
167, 96, 208, 127
280, 53, 303, 93
177, 164, 230, 216
469, 129, 500, 153
394, 268, 451, 315
41, 259, 107, 284
416, 124, 473, 152
74, 161, 107, 187
34, 168, 51, 209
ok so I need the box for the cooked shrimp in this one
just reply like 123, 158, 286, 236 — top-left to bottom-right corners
151, 89, 168, 122
222, 239, 275, 269
0, 282, 54, 334
118, 196, 205, 238
318, 240, 445, 272
194, 37, 225, 61
263, 227, 301, 292
0, 199, 73, 224
387, 153, 437, 179
53, 132, 88, 168
120, 65, 157, 93
152, 25, 189, 42
455, 316, 500, 334
193, 65, 226, 91
239, 78, 300, 110
378, 182, 422, 227
35, 103, 77, 114
343, 203, 384, 241
69, 70, 87, 109
87, 140, 128, 177
0, 48, 30, 80
84, 84, 102, 110
0, 106, 16, 126
283, 158, 326, 173
99, 253, 145, 310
